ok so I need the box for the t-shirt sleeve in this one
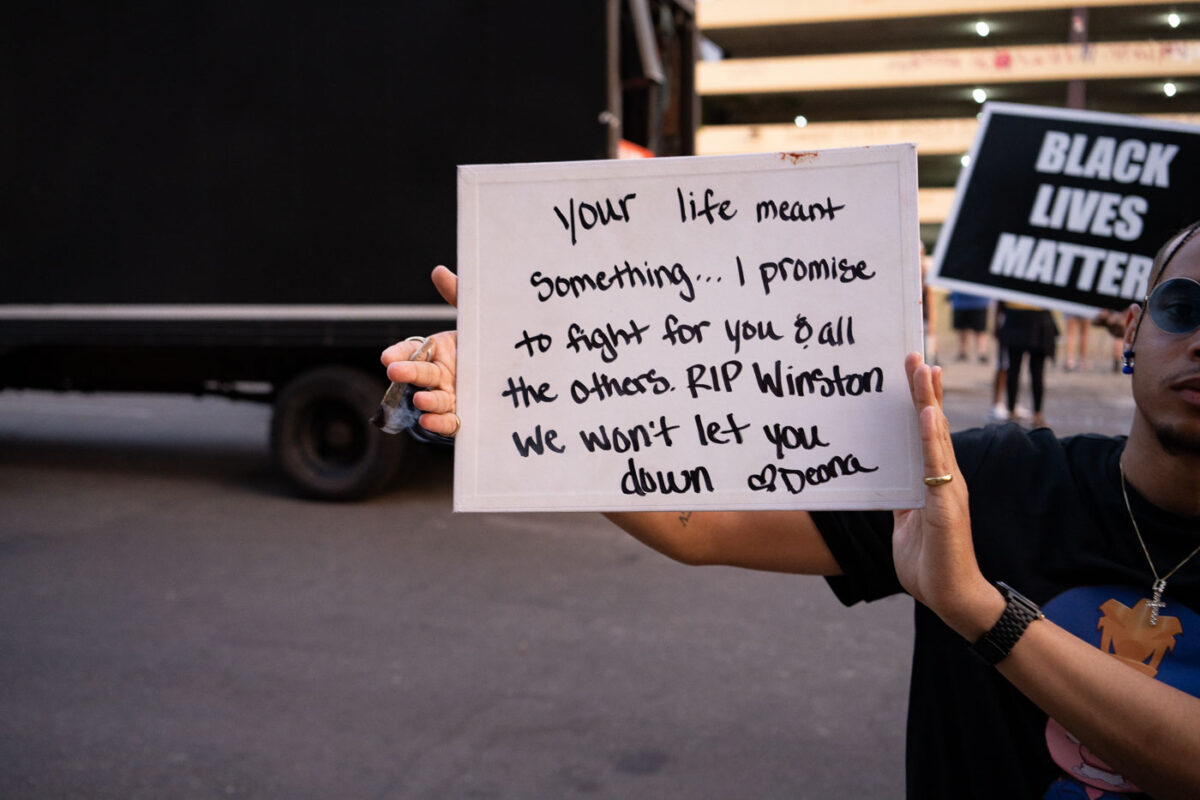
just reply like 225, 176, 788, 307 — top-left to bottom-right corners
814, 428, 995, 606
813, 507, 899, 605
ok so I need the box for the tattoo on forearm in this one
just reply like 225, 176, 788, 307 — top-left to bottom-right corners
678, 511, 693, 527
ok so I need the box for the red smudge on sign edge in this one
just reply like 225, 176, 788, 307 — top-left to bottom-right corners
779, 152, 819, 165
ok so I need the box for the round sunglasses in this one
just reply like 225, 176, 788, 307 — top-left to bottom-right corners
1145, 277, 1200, 335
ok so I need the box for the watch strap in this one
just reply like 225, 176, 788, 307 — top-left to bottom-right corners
971, 581, 1044, 665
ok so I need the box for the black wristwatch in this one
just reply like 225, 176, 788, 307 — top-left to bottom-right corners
971, 581, 1044, 665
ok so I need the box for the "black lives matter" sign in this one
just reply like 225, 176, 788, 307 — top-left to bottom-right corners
930, 103, 1200, 314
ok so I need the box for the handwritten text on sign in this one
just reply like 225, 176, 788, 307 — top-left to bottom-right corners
455, 149, 923, 512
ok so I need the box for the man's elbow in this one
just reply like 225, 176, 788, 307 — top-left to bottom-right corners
661, 543, 712, 567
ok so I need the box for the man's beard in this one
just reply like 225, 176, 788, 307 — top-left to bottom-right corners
1154, 422, 1200, 456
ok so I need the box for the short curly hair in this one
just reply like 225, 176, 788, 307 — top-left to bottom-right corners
1148, 220, 1200, 295
1128, 220, 1200, 348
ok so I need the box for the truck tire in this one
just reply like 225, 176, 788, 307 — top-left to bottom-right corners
270, 366, 407, 500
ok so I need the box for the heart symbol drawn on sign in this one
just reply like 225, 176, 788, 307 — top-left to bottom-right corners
747, 464, 777, 492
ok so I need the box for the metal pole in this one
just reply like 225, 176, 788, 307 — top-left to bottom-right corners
605, 0, 623, 158
1067, 7, 1088, 109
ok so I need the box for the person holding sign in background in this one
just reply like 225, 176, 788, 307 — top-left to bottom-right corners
383, 221, 1200, 799
998, 301, 1059, 428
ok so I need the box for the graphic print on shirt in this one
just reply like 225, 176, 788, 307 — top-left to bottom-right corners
1041, 586, 1200, 799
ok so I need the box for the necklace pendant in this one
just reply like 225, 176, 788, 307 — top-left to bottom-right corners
1147, 579, 1168, 626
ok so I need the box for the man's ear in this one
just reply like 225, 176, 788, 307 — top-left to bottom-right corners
1122, 303, 1142, 353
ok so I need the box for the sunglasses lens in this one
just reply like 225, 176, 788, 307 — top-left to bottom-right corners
1148, 278, 1200, 334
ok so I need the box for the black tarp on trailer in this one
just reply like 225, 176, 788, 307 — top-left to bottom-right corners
1, 1, 696, 497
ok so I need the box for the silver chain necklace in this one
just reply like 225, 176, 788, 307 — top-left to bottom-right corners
1119, 460, 1200, 626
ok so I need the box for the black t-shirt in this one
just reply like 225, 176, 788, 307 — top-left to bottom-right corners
812, 423, 1200, 799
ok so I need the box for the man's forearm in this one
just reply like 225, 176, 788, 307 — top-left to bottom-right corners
604, 511, 711, 565
603, 510, 842, 575
998, 617, 1200, 799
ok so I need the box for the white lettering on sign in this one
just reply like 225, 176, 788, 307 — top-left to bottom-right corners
1034, 131, 1179, 187
1027, 184, 1147, 241
988, 232, 1152, 299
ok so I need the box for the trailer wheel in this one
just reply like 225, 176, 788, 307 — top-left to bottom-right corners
271, 366, 406, 500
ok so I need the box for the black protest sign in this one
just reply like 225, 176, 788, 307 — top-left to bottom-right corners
930, 103, 1200, 314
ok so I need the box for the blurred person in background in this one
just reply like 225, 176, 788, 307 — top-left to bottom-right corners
1063, 313, 1091, 372
998, 302, 1059, 429
950, 291, 991, 364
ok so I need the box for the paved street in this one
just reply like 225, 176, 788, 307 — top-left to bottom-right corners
0, 360, 1135, 799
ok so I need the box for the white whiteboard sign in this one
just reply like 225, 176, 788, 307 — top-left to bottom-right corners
455, 148, 923, 512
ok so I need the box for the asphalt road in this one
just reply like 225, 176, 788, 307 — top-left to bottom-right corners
0, 360, 1135, 799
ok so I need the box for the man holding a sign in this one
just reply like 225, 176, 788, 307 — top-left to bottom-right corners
384, 125, 1200, 797
384, 209, 1200, 796
384, 214, 1200, 798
